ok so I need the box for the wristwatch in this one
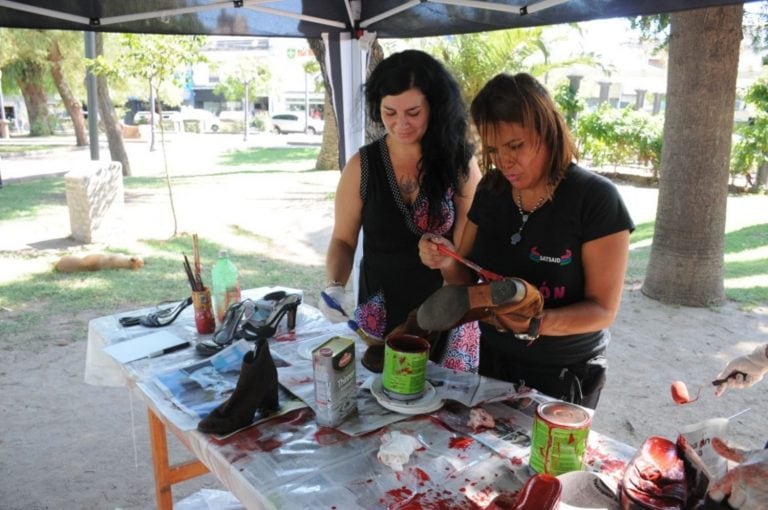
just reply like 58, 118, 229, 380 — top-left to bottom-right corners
514, 315, 542, 343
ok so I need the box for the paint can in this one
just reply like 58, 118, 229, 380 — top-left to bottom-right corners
529, 401, 592, 476
381, 334, 430, 401
313, 336, 357, 428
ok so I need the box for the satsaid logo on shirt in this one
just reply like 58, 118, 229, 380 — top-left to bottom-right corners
529, 247, 573, 266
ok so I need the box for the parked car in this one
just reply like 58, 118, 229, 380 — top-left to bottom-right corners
270, 113, 324, 135
132, 110, 182, 126
179, 108, 220, 132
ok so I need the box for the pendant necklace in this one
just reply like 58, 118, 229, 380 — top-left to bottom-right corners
510, 189, 547, 245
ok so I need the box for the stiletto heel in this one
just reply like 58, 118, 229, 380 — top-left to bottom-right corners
196, 300, 248, 356
195, 292, 290, 357
286, 305, 297, 330
241, 293, 302, 340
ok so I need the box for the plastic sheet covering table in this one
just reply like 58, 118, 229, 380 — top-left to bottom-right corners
85, 287, 635, 509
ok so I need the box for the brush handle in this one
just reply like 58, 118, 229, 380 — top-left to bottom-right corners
711, 370, 748, 386
435, 243, 504, 282
320, 291, 349, 318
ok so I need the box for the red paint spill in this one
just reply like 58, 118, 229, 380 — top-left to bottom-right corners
254, 437, 281, 452
414, 467, 431, 482
314, 427, 349, 446
449, 437, 474, 450
274, 332, 296, 342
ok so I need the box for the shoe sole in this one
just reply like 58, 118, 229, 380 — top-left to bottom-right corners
417, 279, 525, 331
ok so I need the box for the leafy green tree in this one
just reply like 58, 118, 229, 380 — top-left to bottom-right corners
112, 34, 206, 151
212, 56, 270, 135
91, 33, 206, 236
578, 104, 663, 177
731, 78, 768, 191
554, 80, 586, 133
427, 27, 601, 108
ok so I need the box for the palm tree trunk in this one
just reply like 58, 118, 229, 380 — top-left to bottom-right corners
642, 5, 742, 306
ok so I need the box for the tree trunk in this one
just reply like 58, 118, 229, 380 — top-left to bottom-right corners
15, 60, 53, 136
642, 5, 742, 306
308, 38, 339, 170
95, 33, 131, 176
754, 162, 768, 191
365, 40, 386, 144
48, 39, 87, 146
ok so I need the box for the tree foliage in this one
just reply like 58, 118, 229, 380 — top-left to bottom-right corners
577, 103, 663, 175
731, 77, 768, 188
553, 80, 586, 133
425, 26, 601, 107
211, 56, 271, 102
0, 29, 85, 136
630, 14, 670, 52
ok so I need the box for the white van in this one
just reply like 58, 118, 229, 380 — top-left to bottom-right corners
270, 113, 324, 135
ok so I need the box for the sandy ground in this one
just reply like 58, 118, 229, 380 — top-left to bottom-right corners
0, 134, 767, 509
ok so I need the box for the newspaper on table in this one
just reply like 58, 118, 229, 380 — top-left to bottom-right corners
271, 328, 523, 437
144, 340, 307, 432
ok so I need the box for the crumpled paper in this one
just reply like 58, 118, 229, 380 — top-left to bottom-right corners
377, 431, 421, 471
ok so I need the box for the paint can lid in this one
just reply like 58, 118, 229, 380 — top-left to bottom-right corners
538, 402, 591, 427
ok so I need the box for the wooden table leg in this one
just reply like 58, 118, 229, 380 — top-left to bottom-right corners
147, 408, 210, 509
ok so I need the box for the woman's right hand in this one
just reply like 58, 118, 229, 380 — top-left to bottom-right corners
418, 234, 454, 270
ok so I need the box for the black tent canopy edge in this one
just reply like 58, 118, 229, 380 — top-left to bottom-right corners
0, 0, 759, 39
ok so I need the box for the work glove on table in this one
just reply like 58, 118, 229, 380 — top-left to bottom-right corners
714, 344, 768, 396
708, 437, 768, 510
318, 284, 348, 323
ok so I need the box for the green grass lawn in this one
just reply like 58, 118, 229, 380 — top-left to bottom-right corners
0, 147, 765, 349
627, 220, 768, 306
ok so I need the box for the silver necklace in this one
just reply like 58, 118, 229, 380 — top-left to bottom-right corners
510, 189, 547, 245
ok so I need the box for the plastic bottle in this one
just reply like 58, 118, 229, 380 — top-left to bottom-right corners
211, 250, 242, 325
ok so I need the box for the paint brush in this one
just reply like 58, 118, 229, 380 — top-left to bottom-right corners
320, 291, 381, 346
434, 243, 504, 282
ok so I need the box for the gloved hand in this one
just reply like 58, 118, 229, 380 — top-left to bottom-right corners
708, 437, 768, 510
318, 284, 348, 323
714, 344, 768, 396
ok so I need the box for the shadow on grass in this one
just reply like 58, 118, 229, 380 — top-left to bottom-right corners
0, 234, 323, 350
0, 178, 67, 221
724, 224, 768, 254
626, 221, 768, 304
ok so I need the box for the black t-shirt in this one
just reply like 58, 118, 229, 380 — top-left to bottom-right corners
468, 164, 635, 367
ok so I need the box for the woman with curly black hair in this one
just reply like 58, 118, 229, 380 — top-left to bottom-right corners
320, 49, 481, 372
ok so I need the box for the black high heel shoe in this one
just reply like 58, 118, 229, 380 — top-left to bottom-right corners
241, 293, 302, 340
195, 292, 289, 356
119, 297, 192, 328
196, 300, 249, 356
197, 337, 279, 435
